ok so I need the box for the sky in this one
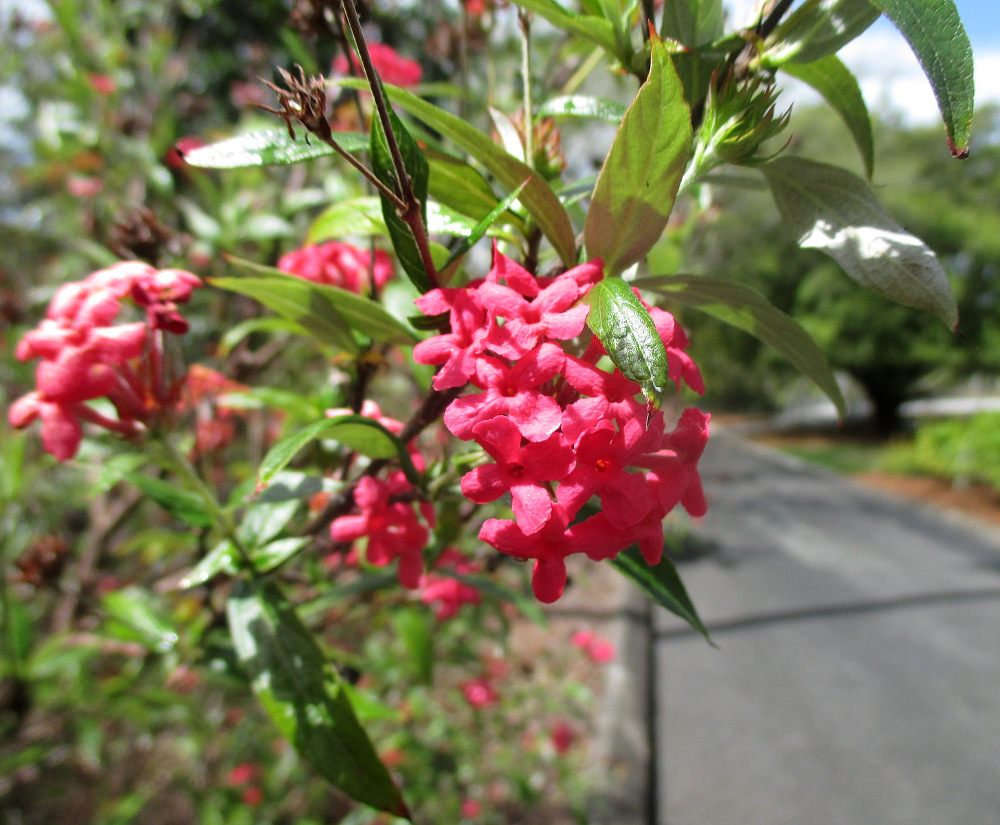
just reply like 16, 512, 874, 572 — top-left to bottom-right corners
727, 0, 1000, 126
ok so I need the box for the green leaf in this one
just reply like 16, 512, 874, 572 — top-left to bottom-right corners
760, 157, 958, 328
182, 129, 368, 168
780, 56, 874, 179
584, 37, 693, 277
227, 580, 409, 817
179, 541, 241, 589
537, 95, 627, 122
256, 415, 421, 493
633, 273, 847, 417
441, 180, 529, 271
239, 499, 301, 549
307, 197, 386, 241
660, 0, 724, 47
217, 257, 420, 347
509, 0, 617, 52
611, 545, 711, 642
371, 105, 433, 293
426, 152, 509, 224
766, 0, 880, 65
122, 472, 213, 528
218, 316, 304, 357
869, 0, 974, 156
252, 537, 311, 573
102, 587, 179, 653
584, 277, 668, 408
341, 80, 577, 267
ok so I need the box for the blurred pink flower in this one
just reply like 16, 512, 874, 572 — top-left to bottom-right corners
278, 241, 394, 293
461, 677, 499, 709
571, 630, 616, 663
332, 42, 423, 87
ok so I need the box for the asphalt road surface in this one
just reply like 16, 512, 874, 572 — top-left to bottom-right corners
653, 432, 1000, 825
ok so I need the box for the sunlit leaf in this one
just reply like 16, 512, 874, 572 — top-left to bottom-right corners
227, 580, 410, 818
585, 37, 693, 276
766, 0, 880, 65
584, 277, 668, 408
761, 157, 958, 328
183, 129, 368, 168
633, 273, 847, 416
537, 95, 626, 122
660, 0, 724, 47
509, 0, 617, 52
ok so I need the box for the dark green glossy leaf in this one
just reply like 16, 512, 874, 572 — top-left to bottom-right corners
218, 257, 420, 347
183, 129, 368, 168
766, 0, 880, 65
870, 0, 974, 156
341, 79, 578, 267
611, 545, 711, 642
585, 38, 693, 276
584, 277, 668, 408
122, 472, 213, 528
371, 105, 433, 292
537, 95, 627, 122
426, 152, 508, 224
252, 537, 311, 573
780, 56, 874, 178
238, 499, 301, 549
227, 580, 409, 818
760, 157, 958, 328
256, 415, 421, 493
633, 273, 847, 416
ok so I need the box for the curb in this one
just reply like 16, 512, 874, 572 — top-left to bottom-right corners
586, 586, 654, 825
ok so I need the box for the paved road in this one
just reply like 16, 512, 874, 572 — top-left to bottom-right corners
652, 432, 1000, 825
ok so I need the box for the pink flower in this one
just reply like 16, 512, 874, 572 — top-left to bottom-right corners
417, 548, 482, 619
278, 241, 394, 293
9, 263, 201, 460
443, 344, 565, 442
227, 763, 260, 787
572, 630, 617, 663
332, 42, 423, 88
241, 787, 263, 807
413, 289, 493, 390
461, 677, 499, 708
461, 799, 482, 818
330, 474, 431, 588
550, 720, 578, 754
461, 417, 573, 534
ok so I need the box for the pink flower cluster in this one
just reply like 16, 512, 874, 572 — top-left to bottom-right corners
278, 240, 394, 294
329, 401, 434, 588
414, 246, 709, 603
417, 548, 482, 619
9, 262, 201, 460
571, 630, 616, 663
332, 42, 423, 88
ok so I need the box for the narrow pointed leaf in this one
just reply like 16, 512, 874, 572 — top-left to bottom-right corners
179, 541, 241, 589
585, 38, 693, 276
584, 277, 668, 408
442, 180, 529, 270
781, 56, 874, 179
761, 157, 957, 328
633, 273, 847, 417
869, 0, 974, 156
611, 545, 711, 642
217, 258, 420, 346
371, 105, 433, 292
426, 152, 511, 224
509, 0, 617, 51
766, 0, 880, 65
183, 130, 368, 168
257, 414, 421, 493
122, 473, 213, 528
340, 79, 577, 267
227, 580, 409, 818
